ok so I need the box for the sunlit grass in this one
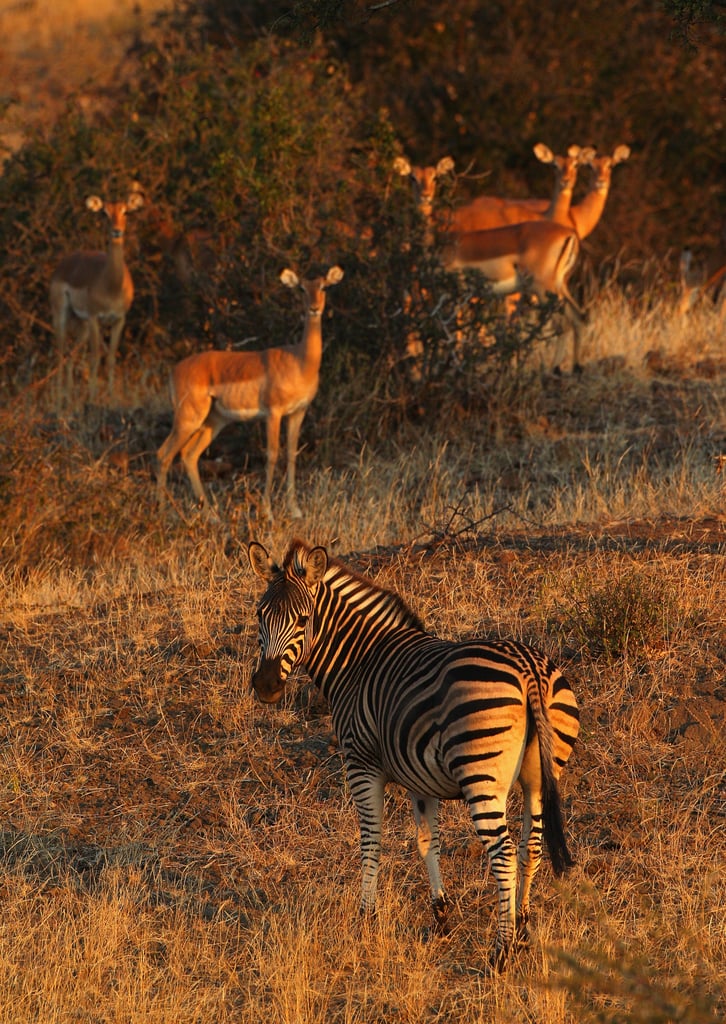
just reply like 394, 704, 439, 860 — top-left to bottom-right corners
0, 285, 724, 1021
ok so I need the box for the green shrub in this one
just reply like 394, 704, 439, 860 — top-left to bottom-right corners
562, 568, 678, 662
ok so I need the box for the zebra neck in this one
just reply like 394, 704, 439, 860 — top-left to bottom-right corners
306, 567, 424, 698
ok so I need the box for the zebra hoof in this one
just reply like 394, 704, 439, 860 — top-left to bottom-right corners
432, 895, 451, 935
490, 942, 512, 973
516, 911, 531, 948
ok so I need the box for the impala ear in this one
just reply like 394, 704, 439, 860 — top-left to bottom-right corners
567, 144, 583, 159
86, 196, 104, 213
280, 268, 299, 289
580, 147, 597, 165
248, 542, 275, 581
393, 156, 412, 176
613, 144, 631, 164
127, 190, 145, 212
435, 156, 455, 176
533, 143, 555, 165
304, 546, 328, 587
325, 266, 344, 287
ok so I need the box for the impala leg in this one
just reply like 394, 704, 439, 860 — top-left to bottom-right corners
410, 793, 450, 932
87, 318, 102, 400
563, 296, 586, 373
69, 320, 89, 396
156, 428, 183, 505
156, 397, 216, 507
263, 412, 283, 518
106, 315, 125, 398
178, 409, 229, 508
52, 301, 69, 406
285, 407, 307, 519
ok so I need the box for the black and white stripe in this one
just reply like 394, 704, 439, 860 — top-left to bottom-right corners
248, 539, 579, 969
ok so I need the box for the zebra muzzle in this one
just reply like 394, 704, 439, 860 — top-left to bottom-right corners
250, 657, 286, 703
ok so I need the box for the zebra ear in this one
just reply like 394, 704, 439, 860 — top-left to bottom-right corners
304, 546, 328, 587
248, 542, 275, 581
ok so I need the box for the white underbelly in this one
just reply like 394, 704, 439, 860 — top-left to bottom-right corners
213, 403, 266, 423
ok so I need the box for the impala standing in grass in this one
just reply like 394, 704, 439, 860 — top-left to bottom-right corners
678, 216, 726, 318
397, 151, 586, 369
156, 265, 344, 519
443, 219, 585, 367
50, 186, 144, 401
248, 539, 580, 971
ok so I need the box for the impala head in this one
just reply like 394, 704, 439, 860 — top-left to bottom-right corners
581, 144, 631, 192
533, 143, 584, 196
85, 185, 145, 240
394, 155, 455, 219
247, 540, 328, 703
280, 265, 344, 317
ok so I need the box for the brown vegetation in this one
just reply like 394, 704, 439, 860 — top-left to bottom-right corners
0, 1, 724, 1021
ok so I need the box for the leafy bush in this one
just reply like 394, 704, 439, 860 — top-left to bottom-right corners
561, 568, 680, 663
0, 16, 559, 435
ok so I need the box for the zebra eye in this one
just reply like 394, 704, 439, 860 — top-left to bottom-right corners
297, 613, 309, 628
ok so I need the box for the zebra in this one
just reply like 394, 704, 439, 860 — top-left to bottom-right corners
247, 539, 579, 970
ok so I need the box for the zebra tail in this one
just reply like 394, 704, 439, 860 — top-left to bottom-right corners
528, 670, 576, 876
541, 764, 575, 876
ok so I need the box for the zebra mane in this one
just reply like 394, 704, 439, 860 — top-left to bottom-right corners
280, 540, 425, 630
325, 553, 426, 633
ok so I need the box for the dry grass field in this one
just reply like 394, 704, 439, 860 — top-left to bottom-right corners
0, 294, 724, 1022
0, 0, 170, 158
1, 2, 725, 1021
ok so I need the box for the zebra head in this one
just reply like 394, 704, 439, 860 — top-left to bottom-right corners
247, 540, 328, 703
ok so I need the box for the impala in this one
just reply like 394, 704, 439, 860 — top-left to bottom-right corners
678, 217, 726, 317
50, 187, 144, 400
156, 265, 344, 518
144, 203, 222, 288
450, 144, 630, 238
393, 154, 455, 230
396, 154, 586, 369
449, 143, 587, 234
443, 220, 585, 368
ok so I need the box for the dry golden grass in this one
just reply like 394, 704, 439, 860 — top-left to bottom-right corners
0, 0, 723, 1016
0, 0, 172, 156
0, 294, 724, 1021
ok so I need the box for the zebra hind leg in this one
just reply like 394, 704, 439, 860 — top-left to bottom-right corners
410, 793, 451, 934
461, 784, 519, 971
516, 739, 546, 948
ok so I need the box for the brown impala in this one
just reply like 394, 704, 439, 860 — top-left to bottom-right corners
50, 186, 144, 400
156, 265, 344, 519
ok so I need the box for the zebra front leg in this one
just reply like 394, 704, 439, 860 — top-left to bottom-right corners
348, 768, 386, 917
410, 792, 451, 933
